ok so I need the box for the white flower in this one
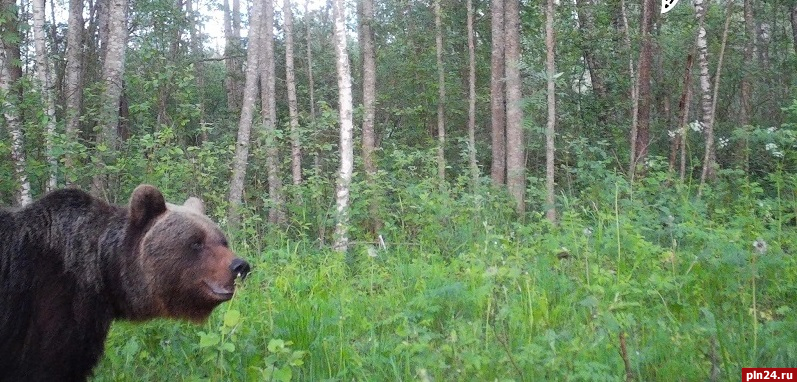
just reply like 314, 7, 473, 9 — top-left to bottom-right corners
767, 126, 777, 134
718, 137, 729, 148
765, 143, 778, 152
753, 239, 767, 255
689, 120, 703, 132
668, 130, 677, 139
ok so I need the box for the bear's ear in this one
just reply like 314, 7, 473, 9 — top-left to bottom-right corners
129, 184, 167, 227
183, 197, 206, 215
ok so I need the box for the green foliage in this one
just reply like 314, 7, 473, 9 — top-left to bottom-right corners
90, 161, 797, 380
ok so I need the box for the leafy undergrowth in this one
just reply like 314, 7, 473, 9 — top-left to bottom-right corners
93, 174, 797, 381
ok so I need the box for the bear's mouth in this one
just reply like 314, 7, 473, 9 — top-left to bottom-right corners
203, 280, 234, 300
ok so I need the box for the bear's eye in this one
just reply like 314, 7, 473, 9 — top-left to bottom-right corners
191, 241, 204, 251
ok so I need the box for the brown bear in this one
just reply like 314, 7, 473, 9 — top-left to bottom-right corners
0, 185, 250, 381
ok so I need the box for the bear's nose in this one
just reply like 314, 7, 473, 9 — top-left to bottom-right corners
230, 258, 251, 280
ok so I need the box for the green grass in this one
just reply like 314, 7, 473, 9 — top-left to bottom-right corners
93, 176, 797, 381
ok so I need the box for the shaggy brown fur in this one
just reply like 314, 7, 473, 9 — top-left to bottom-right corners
0, 185, 250, 381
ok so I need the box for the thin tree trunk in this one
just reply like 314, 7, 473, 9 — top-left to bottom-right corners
545, 0, 556, 223
467, 0, 478, 189
93, 0, 128, 195
619, 0, 638, 181
305, 1, 317, 121
669, 53, 693, 179
700, 1, 732, 188
738, 0, 755, 172
490, 0, 506, 185
434, 0, 446, 182
0, 2, 31, 204
505, 0, 524, 214
694, 0, 711, 192
228, 0, 265, 225
360, 0, 381, 233
65, 0, 84, 178
187, 0, 206, 142
332, 0, 355, 252
261, 0, 285, 225
224, 0, 242, 112
33, 0, 58, 190
575, 0, 606, 99
790, 4, 797, 54
285, 0, 302, 186
740, 0, 754, 128
630, 0, 654, 181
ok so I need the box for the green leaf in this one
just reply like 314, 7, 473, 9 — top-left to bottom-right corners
223, 309, 241, 328
267, 338, 286, 353
198, 332, 219, 348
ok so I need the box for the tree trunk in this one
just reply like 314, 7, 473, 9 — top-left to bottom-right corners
285, 0, 302, 186
33, 0, 58, 190
694, 0, 711, 191
740, 0, 754, 126
0, 0, 31, 205
669, 53, 693, 179
65, 0, 84, 178
790, 4, 797, 54
224, 0, 242, 112
700, 1, 732, 188
467, 0, 478, 189
93, 0, 129, 196
490, 0, 506, 185
630, 0, 654, 180
228, 0, 265, 225
360, 0, 381, 233
187, 0, 206, 142
305, 1, 317, 121
575, 0, 606, 99
505, 0, 524, 214
332, 0, 355, 252
261, 0, 285, 225
434, 0, 446, 182
545, 0, 557, 223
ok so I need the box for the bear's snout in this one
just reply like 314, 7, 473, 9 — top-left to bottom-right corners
230, 258, 251, 280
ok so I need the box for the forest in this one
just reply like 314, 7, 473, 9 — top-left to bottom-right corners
1, 0, 796, 378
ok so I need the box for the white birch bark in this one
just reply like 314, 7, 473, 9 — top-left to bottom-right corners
545, 0, 557, 223
32, 0, 58, 190
467, 0, 478, 188
0, 42, 31, 205
332, 0, 354, 252
435, 0, 446, 182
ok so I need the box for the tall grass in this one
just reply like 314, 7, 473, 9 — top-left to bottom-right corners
93, 166, 797, 381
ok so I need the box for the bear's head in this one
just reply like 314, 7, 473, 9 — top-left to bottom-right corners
128, 185, 250, 322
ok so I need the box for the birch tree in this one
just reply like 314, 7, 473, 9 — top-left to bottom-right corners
700, 1, 733, 187
284, 0, 302, 186
228, 0, 264, 224
64, 0, 84, 175
32, 0, 57, 190
0, 0, 31, 204
545, 0, 556, 223
261, 0, 285, 224
694, 0, 713, 188
466, 0, 478, 188
505, 0, 524, 214
332, 0, 354, 252
434, 0, 446, 182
